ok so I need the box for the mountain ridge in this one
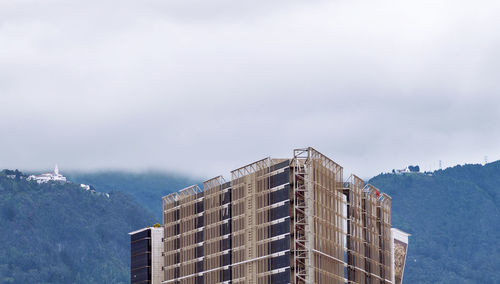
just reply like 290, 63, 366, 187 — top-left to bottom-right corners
369, 160, 500, 283
2, 160, 499, 283
0, 170, 155, 283
65, 170, 199, 221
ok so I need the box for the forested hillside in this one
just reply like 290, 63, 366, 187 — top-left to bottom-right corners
0, 170, 155, 284
66, 171, 198, 221
2, 160, 498, 283
370, 161, 500, 283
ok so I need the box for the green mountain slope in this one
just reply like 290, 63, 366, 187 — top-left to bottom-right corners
4, 161, 498, 284
66, 171, 198, 221
0, 170, 155, 284
369, 161, 500, 283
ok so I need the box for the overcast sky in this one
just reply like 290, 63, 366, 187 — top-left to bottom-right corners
1, 0, 499, 179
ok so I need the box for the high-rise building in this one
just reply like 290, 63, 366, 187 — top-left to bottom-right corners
134, 147, 409, 283
130, 226, 164, 284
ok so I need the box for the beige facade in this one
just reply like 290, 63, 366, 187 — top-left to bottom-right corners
157, 147, 408, 284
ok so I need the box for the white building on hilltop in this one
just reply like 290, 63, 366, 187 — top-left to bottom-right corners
28, 165, 67, 184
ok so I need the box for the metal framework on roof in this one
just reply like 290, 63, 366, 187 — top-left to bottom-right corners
231, 157, 271, 181
158, 147, 402, 284
203, 175, 226, 191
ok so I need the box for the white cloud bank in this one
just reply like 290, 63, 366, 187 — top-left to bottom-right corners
1, 0, 499, 178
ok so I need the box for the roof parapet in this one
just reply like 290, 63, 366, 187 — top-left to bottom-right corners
231, 157, 271, 180
203, 175, 226, 191
163, 184, 202, 205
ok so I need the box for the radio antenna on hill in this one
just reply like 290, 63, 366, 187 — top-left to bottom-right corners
484, 156, 488, 165
439, 160, 442, 170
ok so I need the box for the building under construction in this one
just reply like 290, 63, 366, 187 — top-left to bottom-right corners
132, 147, 409, 284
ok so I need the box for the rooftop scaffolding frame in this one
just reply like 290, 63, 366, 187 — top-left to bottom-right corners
231, 157, 271, 181
158, 147, 400, 284
292, 147, 347, 283
162, 184, 202, 205
291, 148, 311, 284
203, 175, 226, 191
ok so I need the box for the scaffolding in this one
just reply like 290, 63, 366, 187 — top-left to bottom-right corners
159, 147, 397, 284
291, 147, 346, 284
291, 148, 310, 284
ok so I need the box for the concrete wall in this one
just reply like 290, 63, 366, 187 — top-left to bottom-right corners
151, 227, 164, 284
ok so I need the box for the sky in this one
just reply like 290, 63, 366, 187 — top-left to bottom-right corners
1, 0, 499, 179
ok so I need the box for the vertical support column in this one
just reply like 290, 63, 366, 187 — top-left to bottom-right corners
344, 175, 366, 283
230, 158, 271, 284
245, 175, 257, 284
292, 148, 310, 284
151, 227, 165, 284
304, 161, 314, 284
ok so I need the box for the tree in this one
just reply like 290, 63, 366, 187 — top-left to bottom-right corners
408, 165, 420, 172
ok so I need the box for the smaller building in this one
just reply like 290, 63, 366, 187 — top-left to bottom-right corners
394, 167, 410, 174
27, 165, 67, 184
129, 226, 164, 284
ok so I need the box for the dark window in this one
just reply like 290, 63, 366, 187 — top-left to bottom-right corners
196, 216, 204, 228
270, 186, 290, 204
196, 231, 204, 243
222, 190, 231, 204
269, 235, 290, 254
347, 254, 355, 266
270, 220, 290, 237
221, 253, 231, 266
221, 268, 232, 281
221, 238, 231, 251
348, 267, 355, 281
196, 260, 204, 273
270, 160, 289, 172
131, 239, 150, 256
270, 202, 289, 221
196, 246, 204, 258
221, 222, 231, 235
131, 252, 151, 270
196, 275, 204, 284
269, 268, 290, 283
131, 267, 151, 283
131, 229, 150, 242
270, 252, 290, 270
221, 206, 231, 220
196, 201, 204, 214
270, 169, 289, 188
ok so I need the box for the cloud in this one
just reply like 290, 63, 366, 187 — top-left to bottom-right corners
1, 0, 499, 178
